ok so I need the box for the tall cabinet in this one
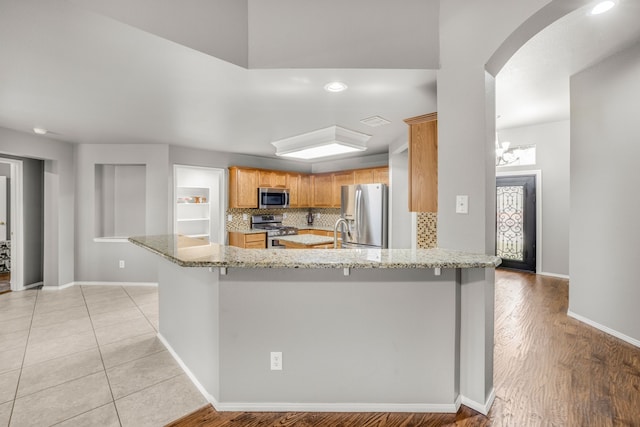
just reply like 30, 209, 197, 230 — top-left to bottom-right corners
404, 112, 438, 212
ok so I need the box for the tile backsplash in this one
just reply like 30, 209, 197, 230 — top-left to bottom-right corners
417, 212, 437, 249
226, 208, 340, 231
226, 208, 437, 249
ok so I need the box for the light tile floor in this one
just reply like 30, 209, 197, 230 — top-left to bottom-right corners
0, 285, 206, 427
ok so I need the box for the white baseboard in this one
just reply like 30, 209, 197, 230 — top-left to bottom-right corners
538, 272, 570, 280
41, 281, 158, 290
567, 311, 640, 349
213, 401, 459, 413
460, 388, 495, 416
159, 332, 459, 414
157, 333, 217, 404
73, 281, 158, 287
23, 281, 43, 290
42, 281, 76, 291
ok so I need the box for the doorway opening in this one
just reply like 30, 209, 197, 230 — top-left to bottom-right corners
0, 157, 24, 292
496, 174, 537, 272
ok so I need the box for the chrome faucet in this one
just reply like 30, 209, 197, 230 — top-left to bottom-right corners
334, 217, 350, 249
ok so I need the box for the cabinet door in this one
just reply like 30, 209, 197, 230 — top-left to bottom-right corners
258, 171, 287, 188
298, 175, 311, 207
332, 171, 355, 207
373, 167, 389, 186
286, 174, 300, 207
229, 167, 258, 208
312, 174, 333, 207
354, 169, 374, 184
405, 113, 437, 212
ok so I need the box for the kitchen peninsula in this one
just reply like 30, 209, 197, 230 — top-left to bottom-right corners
129, 235, 501, 414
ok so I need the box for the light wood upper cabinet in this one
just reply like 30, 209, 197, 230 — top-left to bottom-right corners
258, 170, 287, 188
229, 166, 388, 209
332, 171, 355, 207
353, 167, 389, 186
312, 174, 334, 207
298, 174, 311, 207
354, 168, 374, 184
405, 113, 437, 212
229, 167, 258, 208
373, 167, 389, 186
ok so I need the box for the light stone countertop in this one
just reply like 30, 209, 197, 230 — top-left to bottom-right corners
276, 234, 334, 246
227, 226, 333, 234
129, 234, 501, 269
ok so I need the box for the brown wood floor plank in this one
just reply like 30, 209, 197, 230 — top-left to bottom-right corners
167, 270, 640, 426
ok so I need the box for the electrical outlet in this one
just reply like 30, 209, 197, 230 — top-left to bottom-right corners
243, 213, 248, 221
270, 351, 283, 371
119, 260, 125, 269
456, 195, 469, 214
227, 214, 233, 222
315, 213, 321, 218
283, 213, 287, 219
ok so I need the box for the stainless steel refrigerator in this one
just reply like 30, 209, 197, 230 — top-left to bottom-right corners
338, 183, 388, 249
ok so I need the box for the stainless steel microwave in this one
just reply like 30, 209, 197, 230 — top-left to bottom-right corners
258, 188, 290, 209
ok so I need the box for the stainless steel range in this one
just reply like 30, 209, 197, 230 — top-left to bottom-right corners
251, 214, 298, 248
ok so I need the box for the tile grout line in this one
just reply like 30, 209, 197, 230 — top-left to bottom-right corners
8, 289, 39, 426
123, 286, 158, 333
80, 285, 124, 427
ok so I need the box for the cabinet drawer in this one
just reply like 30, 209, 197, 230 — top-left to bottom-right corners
245, 233, 266, 243
245, 240, 266, 249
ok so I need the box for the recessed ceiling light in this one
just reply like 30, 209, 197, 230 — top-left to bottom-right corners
33, 127, 48, 135
590, 0, 615, 15
324, 82, 348, 92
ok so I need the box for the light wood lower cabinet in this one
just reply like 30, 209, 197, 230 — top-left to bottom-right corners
228, 232, 266, 249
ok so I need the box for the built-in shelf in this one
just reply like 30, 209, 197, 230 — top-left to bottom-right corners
176, 184, 211, 240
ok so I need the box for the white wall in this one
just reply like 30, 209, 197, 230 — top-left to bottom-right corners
0, 128, 75, 287
75, 144, 169, 282
569, 41, 640, 345
498, 120, 570, 276
389, 149, 411, 249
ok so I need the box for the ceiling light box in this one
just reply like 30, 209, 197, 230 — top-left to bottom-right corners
271, 126, 371, 160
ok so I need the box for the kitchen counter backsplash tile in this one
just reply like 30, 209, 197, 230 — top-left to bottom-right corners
226, 208, 340, 231
417, 212, 437, 249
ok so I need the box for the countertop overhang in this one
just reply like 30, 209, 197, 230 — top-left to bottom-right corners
129, 235, 501, 269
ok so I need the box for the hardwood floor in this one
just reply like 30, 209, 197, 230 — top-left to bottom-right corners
0, 271, 10, 294
167, 269, 640, 426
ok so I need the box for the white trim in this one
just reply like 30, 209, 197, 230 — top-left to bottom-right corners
40, 281, 158, 290
538, 271, 570, 280
23, 281, 43, 289
158, 333, 217, 403
0, 158, 24, 292
173, 165, 227, 245
567, 311, 640, 349
460, 388, 496, 416
159, 331, 460, 414
41, 281, 76, 290
496, 170, 542, 273
93, 237, 130, 243
213, 401, 459, 414
75, 281, 158, 287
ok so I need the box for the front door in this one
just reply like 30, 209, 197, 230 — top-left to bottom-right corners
496, 175, 536, 272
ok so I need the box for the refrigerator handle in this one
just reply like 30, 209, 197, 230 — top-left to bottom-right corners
355, 188, 362, 240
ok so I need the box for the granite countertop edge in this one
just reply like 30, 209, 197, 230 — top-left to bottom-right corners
129, 235, 502, 269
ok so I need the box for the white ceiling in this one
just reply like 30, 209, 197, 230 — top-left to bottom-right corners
496, 0, 640, 130
1, 0, 639, 159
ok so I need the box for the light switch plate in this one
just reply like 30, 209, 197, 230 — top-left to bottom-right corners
456, 195, 469, 214
227, 215, 233, 222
